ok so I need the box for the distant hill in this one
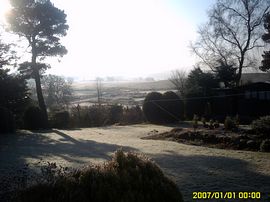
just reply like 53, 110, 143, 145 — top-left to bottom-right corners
72, 73, 270, 91
73, 80, 174, 91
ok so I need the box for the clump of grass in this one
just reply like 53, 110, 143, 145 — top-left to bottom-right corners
224, 116, 238, 131
252, 116, 270, 135
14, 150, 183, 202
192, 114, 199, 131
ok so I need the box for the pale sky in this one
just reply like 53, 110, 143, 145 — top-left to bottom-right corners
1, 0, 215, 80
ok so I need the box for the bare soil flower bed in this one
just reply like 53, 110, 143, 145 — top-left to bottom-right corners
143, 127, 270, 152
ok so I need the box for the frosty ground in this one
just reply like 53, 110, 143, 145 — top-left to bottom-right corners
0, 124, 270, 201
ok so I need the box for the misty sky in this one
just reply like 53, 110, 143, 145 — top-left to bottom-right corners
1, 0, 216, 80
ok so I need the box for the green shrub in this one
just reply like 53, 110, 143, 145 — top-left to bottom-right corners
16, 151, 183, 202
0, 107, 15, 134
251, 116, 270, 135
50, 111, 70, 129
224, 116, 237, 131
23, 106, 48, 130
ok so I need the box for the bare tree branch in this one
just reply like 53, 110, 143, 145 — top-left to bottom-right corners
191, 0, 269, 86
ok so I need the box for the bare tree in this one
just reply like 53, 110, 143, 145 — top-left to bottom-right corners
96, 77, 103, 106
191, 0, 270, 86
169, 70, 187, 96
41, 75, 73, 110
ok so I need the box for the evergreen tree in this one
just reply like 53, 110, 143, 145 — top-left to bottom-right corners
7, 0, 69, 125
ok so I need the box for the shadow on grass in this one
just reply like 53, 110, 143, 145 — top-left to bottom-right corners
152, 150, 270, 202
0, 129, 138, 175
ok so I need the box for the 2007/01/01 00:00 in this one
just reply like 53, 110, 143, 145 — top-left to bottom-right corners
193, 192, 261, 199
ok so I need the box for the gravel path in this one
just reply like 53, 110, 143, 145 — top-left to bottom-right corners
0, 124, 270, 202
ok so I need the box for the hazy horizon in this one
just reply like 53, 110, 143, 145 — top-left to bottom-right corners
1, 0, 216, 80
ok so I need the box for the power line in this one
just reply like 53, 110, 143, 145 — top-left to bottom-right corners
151, 101, 181, 122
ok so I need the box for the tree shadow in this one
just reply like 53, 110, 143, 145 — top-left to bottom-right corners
0, 129, 138, 176
152, 150, 270, 202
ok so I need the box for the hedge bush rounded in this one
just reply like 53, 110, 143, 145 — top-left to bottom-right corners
16, 151, 183, 202
143, 91, 184, 123
162, 91, 184, 123
0, 107, 15, 134
24, 106, 48, 130
143, 92, 164, 123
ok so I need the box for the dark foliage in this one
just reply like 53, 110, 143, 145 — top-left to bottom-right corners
224, 116, 238, 131
162, 91, 184, 122
7, 0, 69, 123
185, 67, 219, 118
143, 92, 163, 123
260, 139, 270, 152
69, 105, 109, 128
251, 116, 270, 135
23, 106, 48, 130
0, 107, 15, 134
0, 69, 30, 128
69, 105, 144, 128
143, 91, 184, 123
50, 111, 70, 129
185, 67, 219, 97
109, 105, 123, 124
15, 151, 183, 202
215, 60, 237, 88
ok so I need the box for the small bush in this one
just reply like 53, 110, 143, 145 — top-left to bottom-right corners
192, 114, 199, 131
201, 117, 206, 127
15, 151, 183, 202
50, 111, 70, 129
224, 116, 237, 131
0, 107, 15, 134
251, 116, 270, 135
213, 120, 220, 128
260, 139, 270, 152
24, 106, 48, 130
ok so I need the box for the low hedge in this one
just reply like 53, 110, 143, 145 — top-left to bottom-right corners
16, 151, 183, 202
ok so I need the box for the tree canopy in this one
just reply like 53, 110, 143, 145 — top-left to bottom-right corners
6, 0, 69, 124
185, 67, 219, 97
0, 68, 30, 125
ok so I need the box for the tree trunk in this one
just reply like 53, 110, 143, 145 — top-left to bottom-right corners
32, 48, 49, 127
236, 54, 245, 86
